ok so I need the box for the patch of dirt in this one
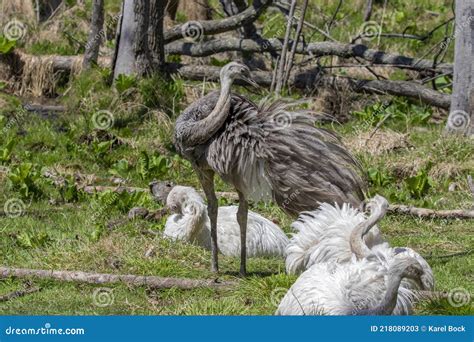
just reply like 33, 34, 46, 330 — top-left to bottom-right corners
345, 129, 411, 156
78, 129, 125, 147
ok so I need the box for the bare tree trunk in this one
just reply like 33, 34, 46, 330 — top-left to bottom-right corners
363, 0, 373, 22
274, 0, 296, 95
445, 0, 474, 135
134, 0, 153, 76
113, 0, 153, 78
149, 0, 166, 70
113, 0, 136, 78
82, 0, 105, 69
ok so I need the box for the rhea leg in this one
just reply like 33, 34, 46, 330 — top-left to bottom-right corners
237, 190, 248, 277
197, 169, 219, 273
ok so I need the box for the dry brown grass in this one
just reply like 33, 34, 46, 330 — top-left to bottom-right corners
14, 52, 82, 96
0, 0, 36, 25
345, 129, 411, 156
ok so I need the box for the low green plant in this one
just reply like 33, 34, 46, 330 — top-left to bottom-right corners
8, 163, 43, 199
109, 159, 132, 179
137, 151, 169, 181
115, 74, 137, 94
55, 175, 83, 203
91, 140, 113, 158
405, 169, 433, 199
0, 137, 15, 164
367, 167, 393, 188
0, 36, 16, 54
93, 189, 151, 215
15, 231, 51, 249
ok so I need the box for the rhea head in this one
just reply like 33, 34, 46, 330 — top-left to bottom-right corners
220, 62, 258, 88
393, 257, 431, 291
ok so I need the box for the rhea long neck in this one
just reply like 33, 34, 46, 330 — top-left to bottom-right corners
372, 267, 405, 315
349, 208, 382, 259
355, 266, 404, 315
179, 197, 209, 243
183, 75, 233, 146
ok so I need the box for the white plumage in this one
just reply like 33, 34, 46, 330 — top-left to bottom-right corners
286, 202, 384, 274
164, 186, 289, 258
278, 195, 434, 315
276, 254, 430, 315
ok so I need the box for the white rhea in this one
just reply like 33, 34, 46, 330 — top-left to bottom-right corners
276, 255, 430, 316
164, 186, 289, 258
286, 196, 434, 285
285, 201, 384, 275
279, 195, 434, 315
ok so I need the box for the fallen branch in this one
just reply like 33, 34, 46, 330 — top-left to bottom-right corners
0, 286, 41, 302
7, 37, 454, 75
169, 64, 451, 109
164, 0, 271, 44
81, 185, 145, 194
388, 205, 474, 219
82, 183, 239, 201
24, 104, 66, 113
166, 39, 452, 74
0, 267, 236, 290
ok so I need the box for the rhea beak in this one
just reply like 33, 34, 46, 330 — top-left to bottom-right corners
240, 69, 260, 88
244, 75, 259, 88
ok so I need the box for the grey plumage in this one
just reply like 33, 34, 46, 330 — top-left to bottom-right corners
173, 62, 366, 275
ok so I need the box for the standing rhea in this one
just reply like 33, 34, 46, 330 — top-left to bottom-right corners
164, 185, 289, 258
174, 61, 366, 276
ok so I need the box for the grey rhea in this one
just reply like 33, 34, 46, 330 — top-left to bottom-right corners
173, 62, 366, 276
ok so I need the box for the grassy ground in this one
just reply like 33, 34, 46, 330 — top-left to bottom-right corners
0, 0, 473, 315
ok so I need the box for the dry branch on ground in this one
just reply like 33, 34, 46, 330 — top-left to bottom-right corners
0, 267, 236, 290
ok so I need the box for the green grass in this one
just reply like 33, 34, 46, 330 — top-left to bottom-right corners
0, 0, 472, 316
0, 84, 472, 315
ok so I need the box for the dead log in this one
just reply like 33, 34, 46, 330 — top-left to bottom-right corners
388, 205, 474, 219
24, 104, 66, 113
169, 64, 451, 109
1, 53, 450, 108
5, 36, 454, 76
82, 184, 239, 201
166, 39, 453, 74
82, 185, 145, 194
0, 286, 41, 302
0, 267, 236, 290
